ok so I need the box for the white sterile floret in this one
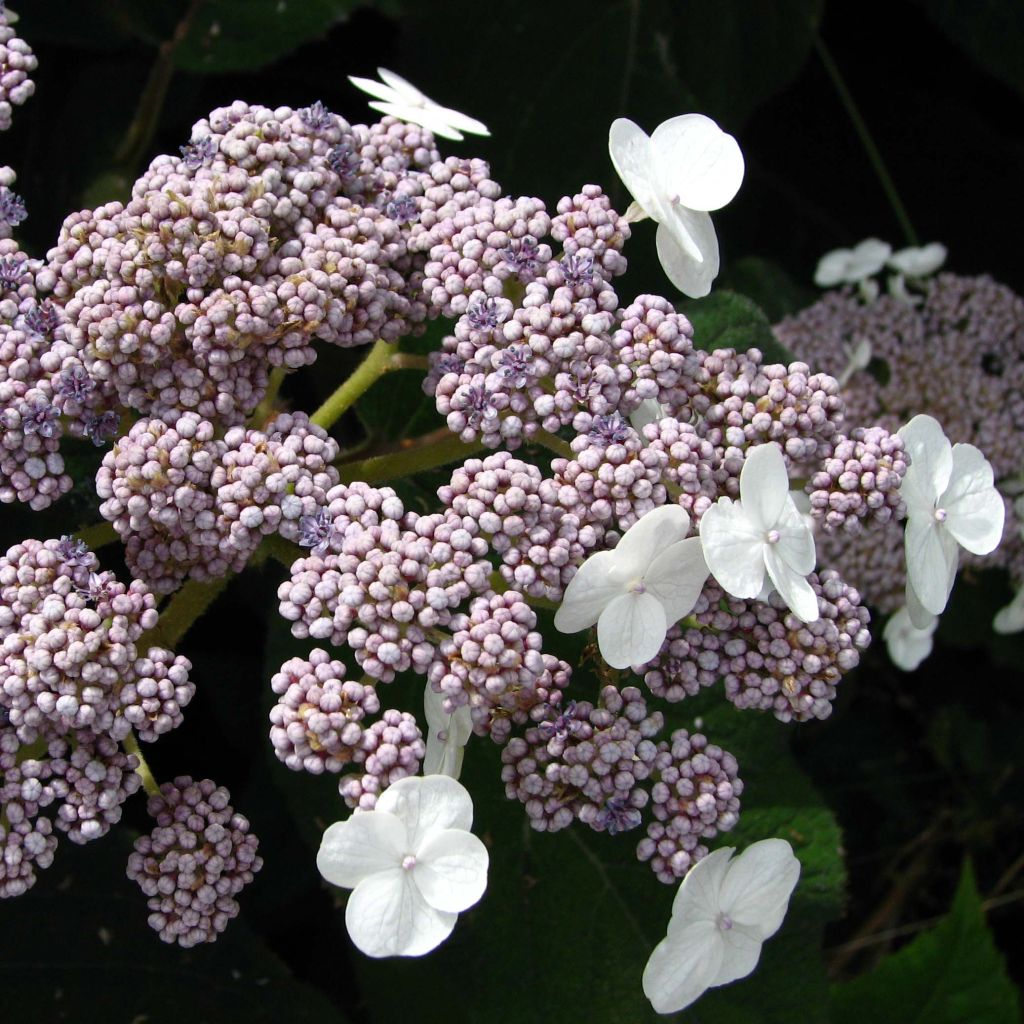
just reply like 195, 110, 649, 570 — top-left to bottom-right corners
887, 242, 947, 277
628, 397, 665, 434
422, 682, 472, 779
898, 414, 1005, 626
698, 443, 819, 623
317, 775, 488, 958
993, 584, 1024, 635
348, 67, 490, 141
643, 839, 801, 1015
883, 605, 938, 671
608, 114, 744, 298
554, 504, 709, 669
814, 238, 892, 287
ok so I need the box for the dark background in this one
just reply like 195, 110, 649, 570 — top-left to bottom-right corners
1, 1, 1021, 1021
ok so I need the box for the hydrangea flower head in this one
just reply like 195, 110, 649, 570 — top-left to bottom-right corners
643, 839, 801, 1014
608, 114, 744, 297
898, 414, 1004, 625
317, 775, 488, 958
554, 504, 708, 669
348, 67, 489, 141
699, 443, 819, 622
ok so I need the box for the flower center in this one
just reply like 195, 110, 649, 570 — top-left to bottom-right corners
401, 854, 417, 871
627, 579, 647, 595
933, 507, 947, 523
717, 913, 733, 931
766, 529, 780, 544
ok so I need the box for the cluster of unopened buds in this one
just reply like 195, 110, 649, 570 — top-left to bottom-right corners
0, 45, 1014, 1015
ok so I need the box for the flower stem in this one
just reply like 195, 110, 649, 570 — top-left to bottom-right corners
148, 576, 232, 649
336, 428, 484, 484
814, 34, 919, 248
531, 428, 574, 460
310, 339, 397, 430
248, 366, 288, 427
124, 731, 161, 799
75, 521, 119, 550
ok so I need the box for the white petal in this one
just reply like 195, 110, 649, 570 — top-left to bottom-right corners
887, 242, 947, 276
847, 238, 892, 279
644, 537, 709, 624
629, 398, 664, 432
348, 74, 403, 105
345, 870, 456, 957
608, 118, 660, 220
597, 591, 668, 669
764, 548, 820, 623
669, 847, 734, 928
994, 586, 1024, 635
772, 500, 817, 575
899, 414, 953, 507
423, 686, 472, 779
643, 922, 724, 1014
904, 517, 959, 616
317, 812, 406, 889
942, 445, 1004, 555
719, 838, 801, 940
366, 100, 465, 141
656, 209, 720, 298
699, 500, 766, 599
375, 775, 473, 847
814, 247, 853, 287
711, 922, 767, 986
612, 504, 691, 580
883, 606, 937, 670
650, 114, 745, 212
554, 550, 623, 633
376, 67, 427, 105
739, 443, 789, 530
429, 104, 490, 137
414, 828, 489, 913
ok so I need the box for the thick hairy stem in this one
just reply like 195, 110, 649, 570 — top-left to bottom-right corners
336, 428, 484, 484
124, 730, 161, 799
310, 339, 401, 430
531, 428, 574, 460
146, 576, 232, 650
248, 366, 288, 428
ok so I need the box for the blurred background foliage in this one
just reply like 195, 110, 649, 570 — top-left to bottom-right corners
0, 0, 1022, 1020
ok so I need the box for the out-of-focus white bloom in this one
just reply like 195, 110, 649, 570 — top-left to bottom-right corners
608, 114, 744, 298
837, 337, 872, 388
423, 683, 472, 779
317, 775, 488, 958
994, 584, 1024, 635
898, 414, 1004, 625
643, 839, 801, 1015
814, 238, 892, 288
883, 605, 938, 670
628, 398, 664, 433
554, 504, 708, 669
699, 443, 819, 622
348, 68, 490, 141
887, 243, 947, 277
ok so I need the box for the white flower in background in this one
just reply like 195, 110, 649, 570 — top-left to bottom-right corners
423, 682, 472, 779
814, 238, 892, 290
887, 242, 947, 277
608, 114, 744, 298
348, 67, 490, 141
698, 443, 819, 623
643, 839, 801, 1015
994, 584, 1024, 635
316, 775, 488, 958
898, 414, 1004, 626
628, 397, 664, 433
554, 504, 708, 669
836, 336, 872, 389
883, 605, 938, 671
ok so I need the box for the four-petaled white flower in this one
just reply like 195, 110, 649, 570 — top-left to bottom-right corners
608, 114, 744, 298
898, 414, 1004, 626
883, 605, 938, 671
317, 775, 489, 958
887, 242, 947, 277
643, 839, 801, 1015
554, 504, 708, 669
699, 442, 819, 623
814, 237, 892, 288
348, 67, 490, 141
423, 682, 472, 779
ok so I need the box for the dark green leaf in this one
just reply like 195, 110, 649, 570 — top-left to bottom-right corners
680, 290, 796, 365
830, 861, 1020, 1024
719, 256, 819, 323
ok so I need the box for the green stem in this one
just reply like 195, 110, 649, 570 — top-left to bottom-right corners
531, 428, 574, 460
259, 532, 304, 569
249, 366, 288, 427
124, 731, 161, 799
336, 431, 484, 484
146, 576, 231, 649
310, 339, 397, 430
814, 35, 919, 247
75, 521, 119, 550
